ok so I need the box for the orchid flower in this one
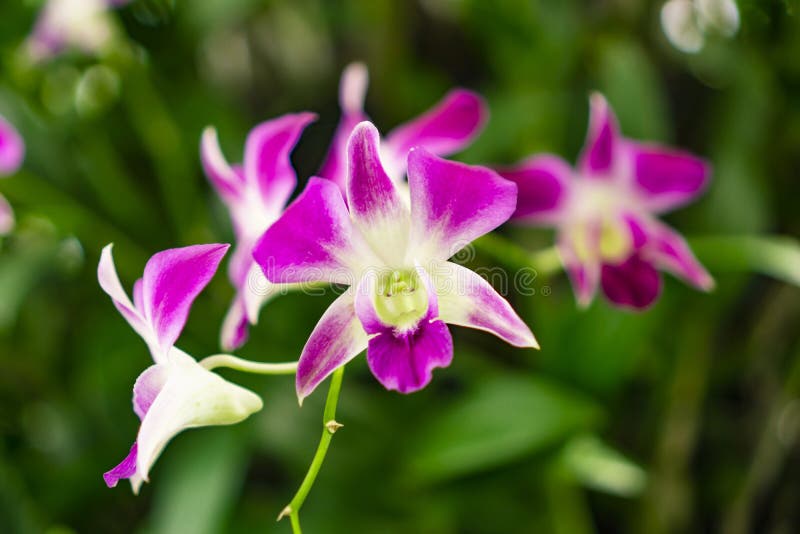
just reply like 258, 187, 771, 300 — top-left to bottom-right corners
254, 122, 537, 401
200, 113, 316, 351
26, 0, 130, 62
660, 0, 740, 53
498, 93, 713, 310
99, 244, 262, 493
318, 62, 487, 191
0, 115, 25, 235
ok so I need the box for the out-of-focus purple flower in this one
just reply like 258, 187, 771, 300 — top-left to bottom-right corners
200, 113, 316, 351
26, 0, 131, 62
0, 115, 25, 235
318, 63, 487, 192
255, 122, 536, 402
499, 93, 714, 310
99, 244, 262, 493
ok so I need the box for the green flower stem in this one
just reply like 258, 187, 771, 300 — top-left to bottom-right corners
198, 354, 298, 375
282, 367, 346, 533
473, 233, 563, 277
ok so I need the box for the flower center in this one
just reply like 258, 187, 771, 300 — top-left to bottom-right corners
568, 216, 632, 264
373, 269, 429, 331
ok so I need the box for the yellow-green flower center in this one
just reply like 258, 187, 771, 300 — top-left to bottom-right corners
373, 269, 430, 331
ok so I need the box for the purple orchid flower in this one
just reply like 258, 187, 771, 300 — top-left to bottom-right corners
498, 93, 714, 310
26, 0, 130, 62
318, 62, 488, 191
200, 113, 317, 351
0, 115, 25, 235
254, 122, 537, 401
99, 244, 262, 493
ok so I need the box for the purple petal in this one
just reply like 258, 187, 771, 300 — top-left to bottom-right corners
346, 122, 409, 263
244, 112, 316, 214
408, 148, 517, 261
384, 89, 487, 178
98, 245, 152, 346
497, 155, 573, 225
318, 63, 370, 192
133, 364, 168, 420
296, 291, 368, 402
103, 442, 138, 488
601, 254, 662, 310
366, 318, 453, 394
220, 297, 250, 352
254, 178, 373, 285
557, 232, 601, 308
646, 220, 714, 290
0, 115, 25, 176
436, 261, 538, 348
0, 193, 14, 235
627, 141, 711, 212
141, 244, 229, 356
200, 127, 244, 203
578, 93, 621, 178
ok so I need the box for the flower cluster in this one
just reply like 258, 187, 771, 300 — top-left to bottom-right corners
90, 63, 713, 510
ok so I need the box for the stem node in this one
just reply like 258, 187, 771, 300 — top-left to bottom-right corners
277, 506, 292, 521
325, 420, 344, 434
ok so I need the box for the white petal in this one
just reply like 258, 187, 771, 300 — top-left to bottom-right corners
135, 349, 263, 482
661, 0, 705, 53
697, 0, 740, 36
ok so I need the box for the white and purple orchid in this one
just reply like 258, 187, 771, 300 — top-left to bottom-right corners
0, 115, 25, 235
200, 113, 316, 351
498, 93, 714, 310
318, 63, 487, 191
254, 122, 537, 401
99, 244, 262, 493
26, 0, 130, 62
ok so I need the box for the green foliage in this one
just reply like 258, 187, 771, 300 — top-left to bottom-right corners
0, 1, 799, 533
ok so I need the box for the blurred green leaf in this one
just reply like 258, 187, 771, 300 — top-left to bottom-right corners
689, 235, 800, 287
561, 434, 647, 498
144, 430, 248, 534
406, 375, 603, 484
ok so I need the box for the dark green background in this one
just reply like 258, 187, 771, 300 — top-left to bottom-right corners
1, 0, 799, 532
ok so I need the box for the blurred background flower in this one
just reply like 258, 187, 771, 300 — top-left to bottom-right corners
0, 1, 799, 533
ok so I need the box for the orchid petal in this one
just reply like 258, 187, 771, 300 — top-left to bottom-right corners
408, 148, 517, 261
0, 115, 24, 176
141, 244, 229, 358
133, 364, 168, 420
497, 155, 573, 225
220, 297, 250, 352
346, 122, 409, 265
244, 112, 317, 214
200, 127, 244, 204
626, 142, 711, 213
646, 220, 714, 290
98, 245, 152, 347
0, 194, 14, 235
135, 350, 262, 485
661, 0, 705, 53
601, 254, 663, 310
318, 63, 369, 191
578, 93, 622, 178
254, 178, 374, 285
103, 442, 138, 489
384, 89, 487, 179
435, 261, 538, 348
366, 318, 453, 394
296, 290, 368, 402
558, 232, 601, 308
